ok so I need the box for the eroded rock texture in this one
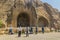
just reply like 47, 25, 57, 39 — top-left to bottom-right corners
0, 0, 60, 30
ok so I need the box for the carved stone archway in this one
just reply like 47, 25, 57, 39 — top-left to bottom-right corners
17, 12, 30, 27
38, 16, 49, 27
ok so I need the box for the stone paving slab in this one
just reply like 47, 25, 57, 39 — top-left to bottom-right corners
0, 32, 60, 40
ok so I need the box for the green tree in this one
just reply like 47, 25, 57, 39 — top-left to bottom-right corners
0, 20, 3, 28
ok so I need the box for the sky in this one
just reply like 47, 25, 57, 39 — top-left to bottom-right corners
41, 0, 60, 11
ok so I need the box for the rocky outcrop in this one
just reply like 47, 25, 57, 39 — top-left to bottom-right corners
0, 0, 60, 30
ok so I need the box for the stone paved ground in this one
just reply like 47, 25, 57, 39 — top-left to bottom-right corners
0, 32, 60, 40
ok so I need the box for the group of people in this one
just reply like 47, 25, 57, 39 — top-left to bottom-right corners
9, 25, 44, 37
17, 26, 29, 37
9, 25, 29, 37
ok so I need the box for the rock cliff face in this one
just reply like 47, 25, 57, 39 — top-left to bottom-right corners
0, 0, 60, 30
43, 3, 60, 29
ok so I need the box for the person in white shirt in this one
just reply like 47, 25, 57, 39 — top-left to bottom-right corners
18, 26, 22, 37
26, 26, 29, 37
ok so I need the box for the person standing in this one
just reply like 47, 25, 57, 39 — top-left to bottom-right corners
26, 27, 29, 37
42, 25, 44, 33
9, 25, 13, 35
18, 26, 22, 37
29, 27, 33, 34
41, 22, 44, 34
35, 26, 38, 34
